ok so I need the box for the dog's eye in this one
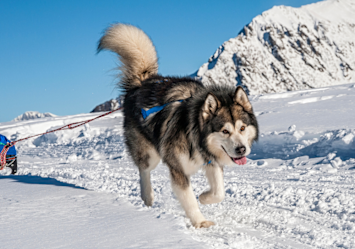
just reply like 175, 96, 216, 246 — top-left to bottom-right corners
240, 126, 245, 131
222, 129, 229, 134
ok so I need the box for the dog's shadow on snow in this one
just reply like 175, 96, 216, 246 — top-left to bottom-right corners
0, 175, 86, 189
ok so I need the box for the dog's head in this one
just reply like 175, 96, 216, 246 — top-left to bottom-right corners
200, 86, 258, 166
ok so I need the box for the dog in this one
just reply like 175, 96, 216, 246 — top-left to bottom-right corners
98, 24, 259, 228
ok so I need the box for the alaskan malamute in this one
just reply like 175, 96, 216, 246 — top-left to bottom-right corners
98, 24, 259, 228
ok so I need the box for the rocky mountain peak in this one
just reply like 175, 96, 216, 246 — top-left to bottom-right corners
12, 111, 56, 122
195, 0, 355, 94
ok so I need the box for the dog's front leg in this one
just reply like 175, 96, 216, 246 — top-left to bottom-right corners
199, 165, 225, 205
170, 169, 215, 228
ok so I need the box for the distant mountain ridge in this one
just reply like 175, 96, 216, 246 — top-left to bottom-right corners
91, 96, 124, 113
195, 0, 355, 94
13, 111, 56, 122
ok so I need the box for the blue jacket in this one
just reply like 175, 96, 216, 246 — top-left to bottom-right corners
0, 134, 16, 155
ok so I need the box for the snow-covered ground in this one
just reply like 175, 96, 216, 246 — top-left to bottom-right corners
1, 83, 355, 248
1, 176, 204, 248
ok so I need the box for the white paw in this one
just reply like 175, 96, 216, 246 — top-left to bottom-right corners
194, 220, 215, 229
199, 191, 224, 205
141, 189, 154, 206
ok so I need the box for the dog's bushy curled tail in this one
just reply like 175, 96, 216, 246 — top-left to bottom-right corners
98, 24, 158, 90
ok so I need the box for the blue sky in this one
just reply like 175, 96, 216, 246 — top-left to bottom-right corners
0, 0, 320, 122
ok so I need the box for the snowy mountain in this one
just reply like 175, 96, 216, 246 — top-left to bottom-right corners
12, 111, 56, 122
1, 82, 355, 248
195, 0, 355, 94
91, 96, 124, 112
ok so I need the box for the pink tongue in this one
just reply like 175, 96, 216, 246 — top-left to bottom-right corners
233, 156, 247, 165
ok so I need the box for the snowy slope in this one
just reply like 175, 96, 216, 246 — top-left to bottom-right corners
12, 111, 57, 122
1, 83, 355, 248
195, 0, 355, 95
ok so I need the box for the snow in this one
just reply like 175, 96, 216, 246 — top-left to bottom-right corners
1, 176, 203, 249
195, 0, 355, 95
1, 82, 355, 248
12, 111, 56, 122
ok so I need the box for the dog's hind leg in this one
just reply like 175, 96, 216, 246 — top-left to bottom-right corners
169, 168, 215, 228
125, 128, 160, 206
199, 165, 225, 205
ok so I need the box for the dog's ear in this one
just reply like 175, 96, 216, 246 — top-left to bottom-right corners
234, 87, 252, 112
202, 93, 220, 120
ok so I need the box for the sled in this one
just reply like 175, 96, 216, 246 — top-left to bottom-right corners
0, 134, 18, 175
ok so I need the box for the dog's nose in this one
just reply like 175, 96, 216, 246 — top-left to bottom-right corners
235, 146, 246, 155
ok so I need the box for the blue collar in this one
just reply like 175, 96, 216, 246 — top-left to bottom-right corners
204, 160, 212, 165
141, 100, 183, 119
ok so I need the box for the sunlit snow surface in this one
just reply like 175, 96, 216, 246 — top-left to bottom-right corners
1, 83, 355, 248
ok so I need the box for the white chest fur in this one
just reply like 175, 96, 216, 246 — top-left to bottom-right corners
179, 152, 205, 176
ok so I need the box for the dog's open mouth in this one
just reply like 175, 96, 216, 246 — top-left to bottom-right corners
222, 146, 247, 165
232, 156, 247, 165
